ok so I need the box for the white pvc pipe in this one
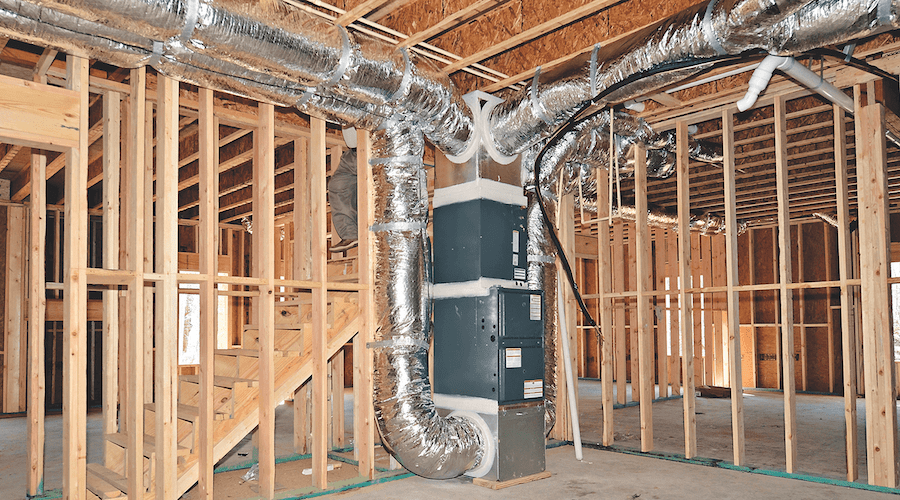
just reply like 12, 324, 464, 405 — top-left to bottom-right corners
556, 276, 583, 460
736, 55, 854, 113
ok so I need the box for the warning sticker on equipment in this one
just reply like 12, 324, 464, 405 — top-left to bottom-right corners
514, 267, 526, 281
505, 348, 522, 368
530, 294, 541, 321
512, 230, 520, 253
524, 380, 543, 399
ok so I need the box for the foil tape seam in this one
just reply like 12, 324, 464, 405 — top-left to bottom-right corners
369, 155, 422, 165
367, 337, 430, 350
149, 40, 164, 69
370, 221, 426, 232
531, 66, 553, 125
702, 0, 726, 56
528, 255, 556, 264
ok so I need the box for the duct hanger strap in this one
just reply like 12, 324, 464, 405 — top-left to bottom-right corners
531, 66, 553, 125
370, 221, 426, 233
879, 0, 892, 24
367, 337, 429, 351
325, 25, 352, 86
389, 47, 413, 102
702, 0, 727, 56
589, 43, 601, 97
528, 254, 556, 264
181, 0, 200, 41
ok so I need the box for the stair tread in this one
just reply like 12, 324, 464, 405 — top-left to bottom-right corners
106, 432, 190, 456
144, 402, 229, 421
179, 374, 258, 388
215, 348, 301, 357
86, 463, 128, 497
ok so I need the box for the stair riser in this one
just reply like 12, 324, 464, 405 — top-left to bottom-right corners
104, 442, 153, 490
143, 409, 195, 451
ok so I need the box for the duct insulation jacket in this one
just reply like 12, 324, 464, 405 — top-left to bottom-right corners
0, 0, 474, 155
489, 0, 900, 157
370, 119, 485, 479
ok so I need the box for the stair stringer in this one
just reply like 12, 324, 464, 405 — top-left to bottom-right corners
172, 313, 362, 498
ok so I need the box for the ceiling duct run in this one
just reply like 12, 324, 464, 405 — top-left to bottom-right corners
0, 0, 897, 481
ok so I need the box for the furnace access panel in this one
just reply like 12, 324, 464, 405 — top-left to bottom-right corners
433, 287, 544, 404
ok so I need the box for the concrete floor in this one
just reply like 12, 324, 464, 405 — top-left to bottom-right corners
0, 383, 892, 499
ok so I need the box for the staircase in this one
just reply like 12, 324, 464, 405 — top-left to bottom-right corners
84, 292, 361, 499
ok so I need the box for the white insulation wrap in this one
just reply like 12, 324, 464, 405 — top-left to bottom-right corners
0, 0, 898, 482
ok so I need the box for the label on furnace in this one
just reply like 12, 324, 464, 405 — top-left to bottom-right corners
505, 347, 522, 368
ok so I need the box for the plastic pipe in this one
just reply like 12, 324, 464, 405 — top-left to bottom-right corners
556, 276, 583, 460
736, 55, 853, 113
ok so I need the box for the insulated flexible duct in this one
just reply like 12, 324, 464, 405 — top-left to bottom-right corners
490, 0, 900, 157
370, 119, 485, 478
0, 0, 896, 482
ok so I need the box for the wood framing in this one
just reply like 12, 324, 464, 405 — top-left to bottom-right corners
310, 116, 329, 489
125, 65, 147, 499
596, 156, 614, 446
833, 104, 858, 482
353, 129, 376, 479
721, 107, 745, 466
255, 101, 277, 499
774, 95, 798, 474
855, 92, 899, 487
155, 73, 180, 500
676, 121, 697, 459
26, 147, 47, 497
634, 143, 653, 451
197, 86, 217, 499
62, 53, 89, 500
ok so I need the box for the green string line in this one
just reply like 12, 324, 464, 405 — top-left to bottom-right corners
580, 442, 900, 496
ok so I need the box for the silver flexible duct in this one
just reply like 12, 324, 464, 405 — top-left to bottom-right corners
0, 0, 896, 482
0, 0, 473, 154
370, 119, 485, 479
489, 0, 900, 156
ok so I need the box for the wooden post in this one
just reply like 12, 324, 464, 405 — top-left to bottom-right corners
310, 117, 329, 489
667, 232, 680, 396
125, 66, 146, 499
5, 206, 24, 412
332, 353, 345, 447
834, 104, 858, 482
197, 87, 217, 499
774, 95, 798, 474
555, 193, 577, 441
101, 91, 121, 470
27, 147, 48, 496
655, 231, 668, 397
143, 100, 154, 404
722, 107, 745, 466
63, 53, 89, 500
256, 102, 277, 499
676, 121, 697, 459
154, 74, 180, 500
613, 222, 626, 405
855, 93, 898, 487
353, 128, 375, 477
702, 239, 714, 386
634, 144, 653, 451
596, 163, 614, 445
292, 136, 311, 455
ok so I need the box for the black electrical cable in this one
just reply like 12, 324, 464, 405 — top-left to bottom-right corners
806, 47, 900, 85
531, 54, 749, 344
